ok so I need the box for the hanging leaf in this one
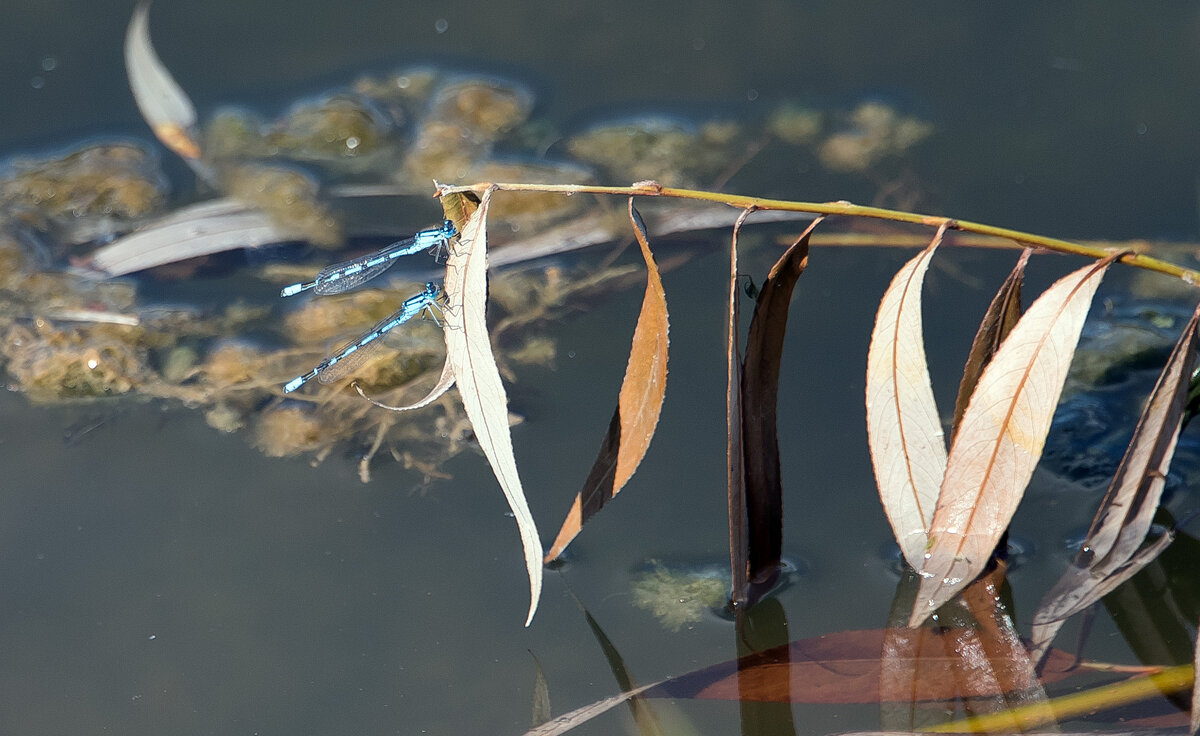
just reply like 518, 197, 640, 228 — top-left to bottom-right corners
866, 231, 948, 568
124, 2, 212, 181
1031, 300, 1200, 660
951, 249, 1031, 436
543, 199, 669, 563
727, 209, 751, 604
738, 215, 819, 600
910, 255, 1118, 626
442, 187, 543, 626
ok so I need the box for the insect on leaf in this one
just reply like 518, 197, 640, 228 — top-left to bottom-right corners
543, 199, 669, 563
866, 229, 949, 568
125, 2, 212, 181
442, 187, 543, 626
910, 254, 1118, 626
1031, 300, 1200, 661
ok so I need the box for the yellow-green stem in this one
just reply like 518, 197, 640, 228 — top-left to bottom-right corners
922, 663, 1193, 733
435, 182, 1200, 285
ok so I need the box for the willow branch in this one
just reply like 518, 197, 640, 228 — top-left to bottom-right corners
434, 181, 1200, 285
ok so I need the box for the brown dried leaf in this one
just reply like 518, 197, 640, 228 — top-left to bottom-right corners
1032, 301, 1200, 659
951, 249, 1031, 436
910, 255, 1117, 626
443, 188, 543, 625
543, 199, 669, 563
866, 235, 948, 567
739, 215, 819, 597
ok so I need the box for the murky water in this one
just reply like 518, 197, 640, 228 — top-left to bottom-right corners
3, 3, 1200, 735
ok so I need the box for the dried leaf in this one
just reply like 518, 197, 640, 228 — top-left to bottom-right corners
951, 249, 1031, 436
648, 628, 1079, 704
866, 234, 948, 568
124, 2, 211, 180
90, 199, 289, 276
521, 681, 663, 736
530, 651, 552, 728
443, 188, 543, 626
353, 360, 456, 411
739, 215, 819, 597
727, 209, 750, 604
543, 199, 669, 563
1032, 300, 1200, 659
910, 255, 1117, 625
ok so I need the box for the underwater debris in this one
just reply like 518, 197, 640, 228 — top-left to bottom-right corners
766, 102, 825, 145
631, 560, 730, 631
219, 162, 342, 247
0, 142, 167, 247
566, 116, 748, 189
817, 101, 933, 173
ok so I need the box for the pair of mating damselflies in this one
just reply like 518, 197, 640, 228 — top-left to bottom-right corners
281, 220, 457, 393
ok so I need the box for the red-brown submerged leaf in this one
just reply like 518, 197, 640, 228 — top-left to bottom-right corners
866, 238, 947, 567
1032, 300, 1200, 659
647, 628, 1078, 704
442, 188, 543, 626
543, 200, 669, 563
910, 255, 1117, 626
740, 216, 819, 595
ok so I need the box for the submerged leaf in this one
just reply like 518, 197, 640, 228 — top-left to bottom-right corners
739, 215, 819, 598
124, 2, 211, 180
911, 255, 1117, 625
866, 233, 948, 568
90, 199, 289, 276
884, 561, 1049, 729
648, 628, 1079, 704
1032, 300, 1200, 659
543, 199, 669, 563
442, 188, 543, 625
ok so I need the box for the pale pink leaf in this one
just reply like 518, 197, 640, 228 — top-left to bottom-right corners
866, 242, 947, 567
443, 189, 543, 626
910, 256, 1116, 626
